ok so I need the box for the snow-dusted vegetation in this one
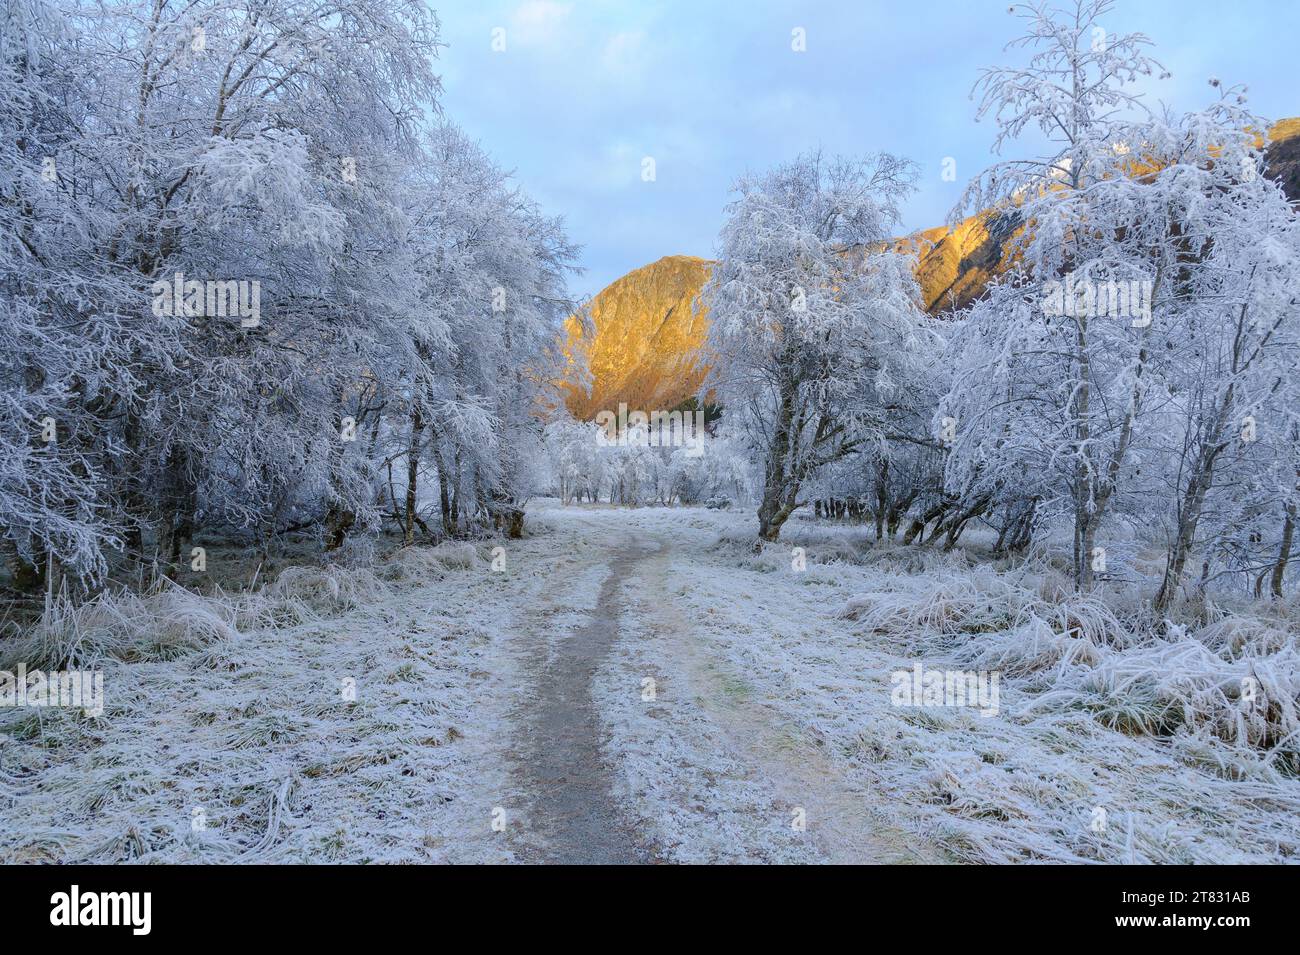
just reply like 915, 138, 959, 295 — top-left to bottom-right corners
543, 418, 751, 507
593, 506, 1300, 863
698, 1, 1300, 615
0, 538, 535, 863
2, 0, 1298, 868
549, 0, 1300, 863
2, 0, 574, 599
8, 504, 1293, 863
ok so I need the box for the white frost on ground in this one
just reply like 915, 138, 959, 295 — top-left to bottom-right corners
0, 542, 542, 863
2, 501, 1297, 863
589, 505, 1300, 864
585, 515, 821, 863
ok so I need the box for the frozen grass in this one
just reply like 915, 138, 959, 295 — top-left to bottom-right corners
3, 503, 1297, 864
614, 505, 1300, 863
1, 586, 244, 672
0, 543, 523, 864
837, 570, 1300, 777
376, 541, 481, 584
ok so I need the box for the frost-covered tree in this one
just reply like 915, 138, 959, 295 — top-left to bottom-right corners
702, 151, 930, 542
544, 419, 602, 505
0, 0, 123, 587
59, 0, 441, 564
396, 124, 576, 539
1139, 116, 1300, 610
943, 0, 1172, 589
944, 0, 1300, 601
540, 415, 747, 508
0, 0, 580, 594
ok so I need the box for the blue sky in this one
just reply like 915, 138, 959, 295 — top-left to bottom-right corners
434, 0, 1296, 300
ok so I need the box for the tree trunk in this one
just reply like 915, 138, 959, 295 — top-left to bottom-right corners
756, 379, 800, 543
404, 406, 423, 546
2, 537, 44, 592
757, 488, 799, 542
902, 502, 942, 545
886, 505, 903, 540
1154, 479, 1208, 613
1078, 515, 1098, 590
873, 459, 889, 540
448, 450, 463, 536
1269, 505, 1295, 600
1154, 408, 1232, 612
325, 507, 354, 550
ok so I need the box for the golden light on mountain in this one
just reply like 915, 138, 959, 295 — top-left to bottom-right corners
561, 120, 1300, 420
559, 255, 713, 420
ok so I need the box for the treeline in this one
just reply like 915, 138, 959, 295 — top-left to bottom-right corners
698, 0, 1300, 610
2, 0, 575, 594
544, 419, 749, 507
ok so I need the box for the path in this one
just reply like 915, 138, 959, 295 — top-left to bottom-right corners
510, 531, 659, 863
504, 505, 939, 864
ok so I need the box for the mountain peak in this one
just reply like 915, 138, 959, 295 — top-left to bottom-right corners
560, 254, 714, 419
562, 119, 1300, 419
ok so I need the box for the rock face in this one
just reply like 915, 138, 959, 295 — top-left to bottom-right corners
905, 210, 1022, 315
562, 120, 1300, 419
559, 255, 713, 420
1266, 117, 1300, 203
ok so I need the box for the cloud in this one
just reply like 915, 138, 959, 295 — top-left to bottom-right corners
441, 0, 1296, 300
508, 1, 573, 46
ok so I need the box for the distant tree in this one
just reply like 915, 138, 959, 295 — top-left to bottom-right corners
702, 150, 929, 542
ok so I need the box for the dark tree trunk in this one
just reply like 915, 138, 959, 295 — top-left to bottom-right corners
1270, 506, 1295, 600
2, 537, 44, 592
404, 406, 423, 546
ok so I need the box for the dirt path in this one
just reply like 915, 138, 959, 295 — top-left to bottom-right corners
504, 506, 946, 864
625, 529, 944, 864
511, 534, 659, 863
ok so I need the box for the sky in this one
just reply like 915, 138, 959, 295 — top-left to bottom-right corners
433, 0, 1297, 300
